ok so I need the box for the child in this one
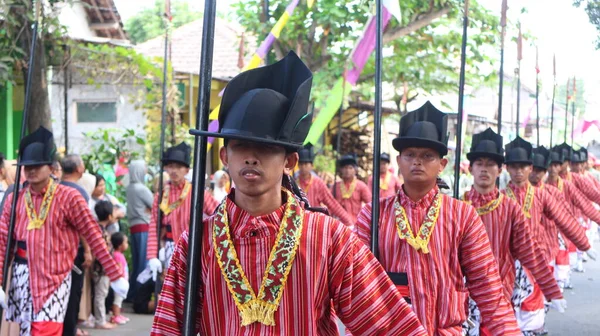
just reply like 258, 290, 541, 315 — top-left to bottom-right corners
93, 200, 116, 330
110, 232, 130, 325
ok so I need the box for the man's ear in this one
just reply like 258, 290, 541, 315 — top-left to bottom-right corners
439, 158, 448, 174
284, 152, 299, 175
219, 146, 228, 168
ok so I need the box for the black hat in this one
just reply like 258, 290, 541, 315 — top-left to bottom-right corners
298, 146, 314, 163
579, 148, 588, 162
467, 128, 504, 164
163, 142, 192, 167
549, 150, 563, 164
338, 154, 358, 167
381, 153, 391, 163
504, 136, 533, 165
392, 101, 448, 156
532, 146, 550, 170
189, 51, 313, 151
553, 143, 572, 162
571, 149, 585, 163
18, 127, 56, 166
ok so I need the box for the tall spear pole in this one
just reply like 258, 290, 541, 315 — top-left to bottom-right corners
453, 0, 470, 199
515, 22, 522, 137
333, 80, 346, 199
182, 0, 216, 334
370, 0, 384, 258
550, 54, 556, 147
571, 78, 576, 147
535, 46, 540, 146
497, 0, 507, 134
1, 0, 41, 316
564, 77, 570, 143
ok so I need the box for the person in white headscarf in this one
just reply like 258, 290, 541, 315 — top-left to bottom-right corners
211, 170, 229, 203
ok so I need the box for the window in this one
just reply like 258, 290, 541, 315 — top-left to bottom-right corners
76, 102, 117, 123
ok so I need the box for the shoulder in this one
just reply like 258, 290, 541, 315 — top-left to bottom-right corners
440, 194, 478, 220
302, 209, 356, 245
356, 179, 369, 189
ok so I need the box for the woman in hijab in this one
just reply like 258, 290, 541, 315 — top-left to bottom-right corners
211, 170, 230, 203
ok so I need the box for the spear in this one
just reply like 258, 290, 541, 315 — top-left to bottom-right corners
564, 77, 570, 143
515, 22, 522, 137
535, 46, 540, 146
550, 54, 556, 147
453, 0, 470, 199
153, 0, 171, 297
571, 78, 576, 146
497, 0, 508, 134
1, 0, 41, 317
181, 0, 217, 334
370, 0, 384, 258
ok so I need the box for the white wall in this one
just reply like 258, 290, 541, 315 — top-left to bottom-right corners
57, 2, 98, 40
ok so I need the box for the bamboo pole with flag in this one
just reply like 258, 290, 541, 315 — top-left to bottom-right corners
571, 77, 577, 146
564, 77, 570, 143
497, 0, 508, 134
535, 46, 540, 146
453, 0, 470, 199
515, 22, 522, 137
550, 54, 556, 147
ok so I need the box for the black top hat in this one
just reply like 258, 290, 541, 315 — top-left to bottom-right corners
380, 153, 391, 163
163, 142, 192, 167
189, 51, 313, 151
571, 149, 586, 163
392, 101, 448, 156
298, 146, 314, 163
18, 127, 56, 167
579, 147, 588, 162
467, 128, 504, 164
553, 143, 573, 162
532, 146, 550, 170
548, 150, 562, 164
504, 136, 533, 165
338, 154, 358, 167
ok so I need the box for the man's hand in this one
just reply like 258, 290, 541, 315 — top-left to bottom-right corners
550, 298, 567, 313
82, 251, 93, 269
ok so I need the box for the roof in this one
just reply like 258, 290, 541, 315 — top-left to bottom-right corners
136, 18, 254, 80
80, 0, 127, 40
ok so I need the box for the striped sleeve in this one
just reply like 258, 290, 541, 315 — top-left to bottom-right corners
508, 202, 562, 300
203, 190, 219, 216
316, 178, 354, 227
66, 190, 122, 281
459, 207, 521, 336
542, 189, 591, 252
573, 173, 600, 205
0, 192, 13, 285
329, 222, 427, 336
567, 182, 600, 224
360, 182, 372, 205
151, 231, 203, 335
147, 193, 160, 260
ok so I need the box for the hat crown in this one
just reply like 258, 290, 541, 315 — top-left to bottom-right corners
19, 127, 56, 166
532, 146, 550, 169
399, 101, 448, 144
505, 136, 533, 164
338, 153, 358, 166
298, 146, 314, 163
163, 142, 192, 166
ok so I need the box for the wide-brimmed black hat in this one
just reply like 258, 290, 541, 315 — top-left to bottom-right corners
380, 153, 391, 163
467, 128, 504, 164
571, 149, 585, 163
549, 150, 563, 164
552, 143, 572, 163
505, 136, 533, 165
392, 101, 448, 156
18, 127, 56, 167
338, 154, 358, 167
532, 146, 550, 170
579, 147, 588, 162
189, 51, 313, 151
163, 142, 192, 167
298, 146, 314, 163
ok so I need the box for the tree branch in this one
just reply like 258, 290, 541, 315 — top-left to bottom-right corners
383, 6, 452, 44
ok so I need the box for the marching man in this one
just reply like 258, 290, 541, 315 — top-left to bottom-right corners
0, 127, 127, 335
368, 152, 402, 199
355, 103, 520, 335
332, 154, 371, 226
151, 52, 427, 335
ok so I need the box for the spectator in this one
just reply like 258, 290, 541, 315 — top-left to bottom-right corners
110, 232, 130, 325
211, 170, 229, 203
90, 174, 125, 234
126, 160, 153, 300
92, 201, 117, 330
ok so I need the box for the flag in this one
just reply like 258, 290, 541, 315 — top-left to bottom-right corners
165, 0, 172, 21
500, 0, 508, 27
517, 24, 522, 61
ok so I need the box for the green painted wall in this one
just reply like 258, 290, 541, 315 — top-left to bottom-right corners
0, 83, 15, 159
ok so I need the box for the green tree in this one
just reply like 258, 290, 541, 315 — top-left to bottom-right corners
125, 0, 203, 44
574, 0, 600, 49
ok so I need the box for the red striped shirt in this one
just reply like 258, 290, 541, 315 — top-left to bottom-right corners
561, 171, 600, 205
355, 186, 520, 336
297, 174, 353, 226
147, 181, 219, 259
151, 191, 427, 335
368, 172, 402, 199
463, 188, 562, 302
0, 183, 121, 313
332, 179, 371, 226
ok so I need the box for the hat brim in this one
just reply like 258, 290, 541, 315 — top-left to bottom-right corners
466, 152, 504, 164
162, 159, 190, 168
298, 159, 313, 163
392, 137, 448, 156
504, 159, 533, 165
189, 129, 302, 151
532, 164, 548, 170
550, 159, 563, 164
15, 160, 53, 167
338, 159, 357, 167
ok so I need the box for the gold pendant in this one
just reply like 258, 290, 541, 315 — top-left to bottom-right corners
27, 219, 45, 230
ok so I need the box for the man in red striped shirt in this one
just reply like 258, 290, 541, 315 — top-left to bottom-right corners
332, 154, 371, 226
355, 103, 520, 336
152, 51, 427, 335
462, 129, 563, 336
369, 152, 402, 199
146, 142, 219, 279
295, 147, 353, 226
0, 127, 127, 336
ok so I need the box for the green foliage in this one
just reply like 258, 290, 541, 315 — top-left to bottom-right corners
312, 144, 338, 174
555, 78, 586, 116
574, 0, 600, 49
124, 0, 203, 44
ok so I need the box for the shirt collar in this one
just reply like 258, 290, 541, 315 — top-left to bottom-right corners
225, 189, 286, 234
398, 184, 439, 209
467, 187, 499, 205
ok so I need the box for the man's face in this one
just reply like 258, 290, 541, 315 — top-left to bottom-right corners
397, 147, 447, 184
570, 162, 583, 173
469, 157, 500, 189
561, 161, 569, 173
548, 163, 562, 177
506, 163, 532, 184
24, 165, 52, 185
298, 162, 313, 176
380, 161, 390, 175
340, 164, 356, 180
165, 162, 190, 183
529, 167, 547, 185
220, 140, 296, 198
